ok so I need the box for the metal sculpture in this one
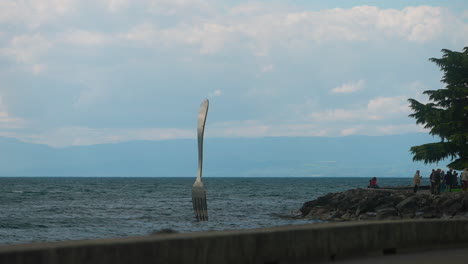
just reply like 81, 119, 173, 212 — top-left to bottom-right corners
192, 99, 209, 221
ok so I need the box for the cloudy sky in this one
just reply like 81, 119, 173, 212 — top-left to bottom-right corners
0, 0, 467, 147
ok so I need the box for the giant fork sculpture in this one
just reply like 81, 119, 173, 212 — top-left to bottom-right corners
192, 99, 209, 221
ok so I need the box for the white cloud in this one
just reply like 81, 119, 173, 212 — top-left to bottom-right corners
310, 109, 361, 122
11, 121, 306, 146
160, 22, 236, 54
21, 126, 195, 147
4, 120, 427, 147
311, 123, 420, 138
376, 124, 427, 134
374, 6, 444, 42
1, 3, 466, 58
233, 4, 453, 51
209, 120, 270, 137
32, 64, 47, 75
331, 80, 365, 94
119, 23, 159, 44
261, 64, 274, 73
208, 90, 222, 98
99, 0, 130, 13
0, 111, 23, 128
310, 95, 410, 122
198, 119, 426, 139
0, 34, 53, 76
121, 22, 231, 54
367, 96, 410, 118
147, 0, 211, 15
340, 128, 357, 136
0, 97, 24, 129
208, 120, 328, 138
189, 23, 232, 54
1, 34, 52, 63
74, 86, 105, 107
0, 2, 464, 147
206, 119, 424, 138
115, 5, 466, 56
229, 2, 272, 15
0, 0, 76, 28
60, 30, 111, 46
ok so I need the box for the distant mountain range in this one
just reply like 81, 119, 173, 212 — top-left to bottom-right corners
0, 133, 447, 177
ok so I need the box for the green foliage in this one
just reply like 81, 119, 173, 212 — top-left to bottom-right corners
408, 47, 468, 170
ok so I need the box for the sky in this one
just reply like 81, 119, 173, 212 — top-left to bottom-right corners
0, 0, 467, 147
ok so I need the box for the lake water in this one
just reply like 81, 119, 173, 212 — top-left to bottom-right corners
0, 177, 422, 245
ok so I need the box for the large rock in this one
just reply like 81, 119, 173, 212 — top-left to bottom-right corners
300, 188, 468, 221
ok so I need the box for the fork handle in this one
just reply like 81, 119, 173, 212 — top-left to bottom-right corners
197, 99, 209, 182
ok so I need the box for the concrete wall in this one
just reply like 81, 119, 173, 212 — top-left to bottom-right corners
1, 219, 468, 264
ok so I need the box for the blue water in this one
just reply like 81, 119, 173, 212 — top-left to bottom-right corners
0, 177, 421, 245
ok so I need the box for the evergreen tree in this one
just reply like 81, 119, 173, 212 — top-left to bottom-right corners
408, 47, 468, 170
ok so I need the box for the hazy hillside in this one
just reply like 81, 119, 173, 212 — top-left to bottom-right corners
0, 133, 444, 177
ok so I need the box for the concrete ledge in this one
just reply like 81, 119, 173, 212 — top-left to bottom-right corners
1, 219, 468, 264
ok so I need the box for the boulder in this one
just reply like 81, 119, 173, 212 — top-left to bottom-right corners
300, 188, 468, 221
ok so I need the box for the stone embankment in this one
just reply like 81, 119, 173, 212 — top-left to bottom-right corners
300, 188, 468, 221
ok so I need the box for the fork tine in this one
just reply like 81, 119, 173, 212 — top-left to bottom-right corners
199, 196, 207, 221
192, 186, 208, 221
195, 201, 204, 221
203, 196, 208, 220
196, 198, 201, 216
197, 199, 203, 220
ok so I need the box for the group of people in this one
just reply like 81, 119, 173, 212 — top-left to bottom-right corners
413, 168, 468, 194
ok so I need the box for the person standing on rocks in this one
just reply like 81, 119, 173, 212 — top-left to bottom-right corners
440, 170, 446, 192
433, 169, 441, 195
430, 169, 435, 194
368, 177, 379, 188
413, 170, 422, 193
446, 169, 453, 192
459, 171, 463, 188
462, 168, 468, 192
453, 171, 459, 188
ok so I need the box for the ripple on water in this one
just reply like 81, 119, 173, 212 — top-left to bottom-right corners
0, 177, 416, 244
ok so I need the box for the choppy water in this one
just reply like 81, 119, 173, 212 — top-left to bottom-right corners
0, 177, 421, 245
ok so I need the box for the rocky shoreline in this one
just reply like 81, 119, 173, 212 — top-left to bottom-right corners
300, 188, 468, 221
